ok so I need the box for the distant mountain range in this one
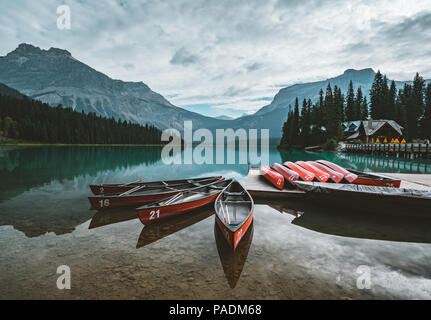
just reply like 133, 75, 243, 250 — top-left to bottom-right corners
1, 43, 428, 138
214, 115, 234, 120
0, 44, 227, 133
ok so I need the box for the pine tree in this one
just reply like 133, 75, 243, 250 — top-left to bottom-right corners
291, 98, 300, 145
345, 80, 355, 121
361, 96, 369, 120
354, 87, 363, 120
388, 80, 397, 120
370, 70, 385, 119
408, 73, 425, 139
422, 83, 431, 139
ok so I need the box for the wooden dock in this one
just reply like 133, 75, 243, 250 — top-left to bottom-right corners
243, 168, 431, 198
244, 168, 306, 199
344, 143, 431, 159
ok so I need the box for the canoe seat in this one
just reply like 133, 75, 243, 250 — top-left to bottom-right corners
224, 191, 245, 196
220, 200, 252, 204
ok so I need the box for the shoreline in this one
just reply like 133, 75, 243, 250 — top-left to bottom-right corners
0, 142, 166, 147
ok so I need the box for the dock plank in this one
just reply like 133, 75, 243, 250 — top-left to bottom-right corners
244, 168, 306, 199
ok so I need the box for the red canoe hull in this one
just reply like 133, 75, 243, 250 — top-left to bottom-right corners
316, 160, 358, 183
260, 165, 284, 190
89, 176, 222, 195
296, 161, 330, 183
215, 211, 254, 250
271, 163, 300, 185
137, 193, 220, 225
88, 191, 180, 210
310, 161, 344, 183
283, 161, 315, 182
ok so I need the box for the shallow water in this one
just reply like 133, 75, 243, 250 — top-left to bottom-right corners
0, 146, 431, 299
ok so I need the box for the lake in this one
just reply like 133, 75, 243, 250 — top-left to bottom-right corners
0, 145, 431, 299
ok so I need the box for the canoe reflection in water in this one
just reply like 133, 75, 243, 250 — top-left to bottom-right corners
262, 199, 431, 244
136, 205, 214, 248
214, 220, 254, 289
89, 207, 138, 229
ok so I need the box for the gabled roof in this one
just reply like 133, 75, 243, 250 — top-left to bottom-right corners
361, 120, 404, 136
343, 121, 362, 132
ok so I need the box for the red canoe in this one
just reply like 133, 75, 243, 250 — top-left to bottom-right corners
260, 166, 284, 190
215, 180, 254, 250
296, 161, 330, 183
283, 161, 315, 182
136, 179, 232, 225
89, 178, 225, 210
315, 160, 358, 183
316, 160, 401, 187
349, 169, 401, 187
89, 176, 222, 195
271, 163, 300, 186
310, 161, 344, 183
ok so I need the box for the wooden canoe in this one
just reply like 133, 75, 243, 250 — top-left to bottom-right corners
214, 220, 254, 288
136, 179, 232, 225
260, 165, 284, 190
296, 161, 330, 183
271, 163, 300, 186
89, 176, 223, 195
309, 161, 344, 183
88, 178, 225, 210
215, 180, 254, 250
283, 161, 315, 182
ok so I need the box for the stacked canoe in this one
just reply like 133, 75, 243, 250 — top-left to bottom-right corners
261, 160, 401, 189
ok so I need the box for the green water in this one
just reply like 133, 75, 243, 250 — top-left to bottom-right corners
0, 146, 431, 299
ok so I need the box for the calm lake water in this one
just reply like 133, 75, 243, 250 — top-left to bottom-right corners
1, 145, 431, 299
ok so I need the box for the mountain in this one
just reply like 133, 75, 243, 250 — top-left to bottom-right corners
215, 115, 234, 120
223, 68, 429, 138
0, 82, 26, 99
0, 43, 228, 133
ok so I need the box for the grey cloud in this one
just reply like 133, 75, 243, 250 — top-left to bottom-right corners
123, 63, 135, 70
170, 47, 199, 66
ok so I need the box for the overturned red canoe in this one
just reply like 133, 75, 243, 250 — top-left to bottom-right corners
271, 163, 300, 186
296, 161, 330, 183
283, 161, 315, 182
215, 180, 254, 250
89, 176, 222, 195
136, 179, 232, 225
315, 160, 358, 183
310, 161, 344, 183
260, 166, 284, 190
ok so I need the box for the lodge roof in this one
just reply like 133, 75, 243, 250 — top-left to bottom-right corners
346, 119, 404, 140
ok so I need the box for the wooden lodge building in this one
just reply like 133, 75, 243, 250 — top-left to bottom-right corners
342, 120, 404, 143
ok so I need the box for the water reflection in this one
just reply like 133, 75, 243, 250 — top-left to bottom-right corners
264, 199, 431, 244
89, 208, 138, 229
214, 220, 254, 289
136, 206, 214, 248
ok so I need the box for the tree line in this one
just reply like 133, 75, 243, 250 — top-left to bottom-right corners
0, 94, 165, 144
279, 71, 431, 149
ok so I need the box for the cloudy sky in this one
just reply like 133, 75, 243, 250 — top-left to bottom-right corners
1, 0, 431, 118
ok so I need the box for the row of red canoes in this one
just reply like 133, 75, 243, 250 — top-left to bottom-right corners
261, 160, 401, 190
88, 176, 254, 250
